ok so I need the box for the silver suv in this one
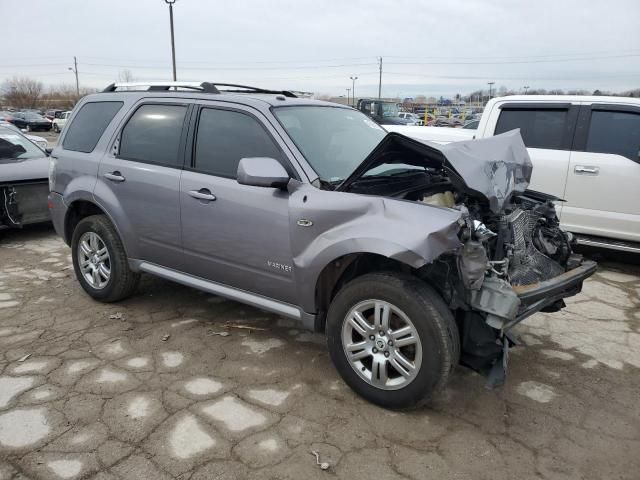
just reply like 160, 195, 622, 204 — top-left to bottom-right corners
49, 82, 596, 408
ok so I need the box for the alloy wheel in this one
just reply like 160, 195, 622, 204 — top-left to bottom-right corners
77, 231, 111, 289
341, 299, 422, 390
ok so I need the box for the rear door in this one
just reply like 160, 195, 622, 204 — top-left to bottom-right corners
95, 101, 191, 269
493, 103, 578, 207
179, 103, 297, 303
562, 105, 640, 242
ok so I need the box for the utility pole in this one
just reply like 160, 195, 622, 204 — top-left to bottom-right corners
377, 57, 383, 99
346, 88, 351, 105
523, 85, 530, 95
349, 76, 358, 106
487, 81, 495, 101
68, 57, 79, 97
165, 0, 178, 81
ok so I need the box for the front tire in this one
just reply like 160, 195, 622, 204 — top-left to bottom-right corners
53, 123, 59, 133
71, 215, 140, 302
326, 272, 459, 409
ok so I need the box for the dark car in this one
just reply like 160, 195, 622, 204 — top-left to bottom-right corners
9, 112, 52, 132
0, 125, 51, 229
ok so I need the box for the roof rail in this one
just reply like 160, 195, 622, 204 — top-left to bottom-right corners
211, 83, 297, 98
102, 81, 297, 97
102, 82, 219, 93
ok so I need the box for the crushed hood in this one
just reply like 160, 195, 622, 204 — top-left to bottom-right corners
337, 129, 533, 213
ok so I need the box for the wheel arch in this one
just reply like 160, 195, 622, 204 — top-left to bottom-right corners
311, 252, 419, 333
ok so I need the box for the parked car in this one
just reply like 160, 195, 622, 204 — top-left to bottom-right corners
8, 111, 52, 132
0, 121, 49, 150
397, 112, 424, 126
0, 125, 51, 229
49, 82, 595, 408
45, 109, 65, 121
357, 99, 415, 125
390, 95, 640, 252
52, 111, 71, 133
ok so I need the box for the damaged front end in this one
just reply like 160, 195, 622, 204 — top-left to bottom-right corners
0, 181, 50, 229
338, 130, 596, 387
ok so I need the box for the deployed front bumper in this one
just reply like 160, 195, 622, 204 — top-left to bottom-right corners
470, 258, 597, 331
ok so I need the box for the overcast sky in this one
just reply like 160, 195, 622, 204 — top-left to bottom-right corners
1, 0, 639, 97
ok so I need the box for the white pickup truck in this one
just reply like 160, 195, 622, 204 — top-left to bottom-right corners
385, 96, 640, 252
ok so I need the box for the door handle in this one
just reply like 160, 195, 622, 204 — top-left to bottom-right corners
574, 166, 599, 175
104, 171, 126, 182
188, 189, 216, 201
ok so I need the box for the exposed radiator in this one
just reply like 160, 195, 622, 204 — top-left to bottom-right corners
502, 209, 564, 286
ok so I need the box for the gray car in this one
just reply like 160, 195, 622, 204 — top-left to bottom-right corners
49, 82, 596, 408
0, 125, 51, 229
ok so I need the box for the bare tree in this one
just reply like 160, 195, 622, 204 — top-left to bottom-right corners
1, 76, 44, 109
118, 69, 136, 82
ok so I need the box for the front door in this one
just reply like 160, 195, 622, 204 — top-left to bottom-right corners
180, 105, 297, 303
95, 102, 190, 269
562, 105, 640, 242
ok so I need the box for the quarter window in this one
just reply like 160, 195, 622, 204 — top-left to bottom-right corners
586, 110, 640, 162
194, 108, 282, 178
495, 108, 568, 150
62, 101, 123, 153
119, 104, 187, 167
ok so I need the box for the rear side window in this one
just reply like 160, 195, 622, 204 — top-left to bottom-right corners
194, 108, 282, 178
119, 104, 187, 167
586, 110, 640, 162
495, 108, 568, 150
63, 101, 123, 153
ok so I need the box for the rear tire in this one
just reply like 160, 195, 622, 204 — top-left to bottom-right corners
326, 272, 459, 409
71, 214, 140, 302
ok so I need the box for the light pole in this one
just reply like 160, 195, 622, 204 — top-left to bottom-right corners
346, 88, 351, 106
68, 56, 79, 97
487, 81, 495, 101
350, 75, 358, 107
164, 0, 178, 81
523, 85, 530, 95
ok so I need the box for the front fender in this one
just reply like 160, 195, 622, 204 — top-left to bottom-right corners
289, 184, 462, 312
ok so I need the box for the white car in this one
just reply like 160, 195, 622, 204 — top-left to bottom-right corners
52, 111, 71, 133
0, 121, 48, 150
397, 112, 424, 126
389, 95, 640, 252
384, 124, 475, 144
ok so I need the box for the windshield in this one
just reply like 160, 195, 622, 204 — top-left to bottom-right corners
0, 127, 44, 160
273, 106, 386, 183
381, 103, 400, 117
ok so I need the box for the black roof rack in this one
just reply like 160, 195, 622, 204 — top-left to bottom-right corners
102, 82, 297, 97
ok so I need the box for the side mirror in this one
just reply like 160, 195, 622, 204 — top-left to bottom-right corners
237, 157, 290, 189
45, 147, 53, 156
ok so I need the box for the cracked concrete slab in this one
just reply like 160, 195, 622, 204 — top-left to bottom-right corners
0, 226, 638, 479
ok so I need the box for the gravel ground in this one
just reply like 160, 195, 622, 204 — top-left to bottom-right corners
0, 224, 638, 480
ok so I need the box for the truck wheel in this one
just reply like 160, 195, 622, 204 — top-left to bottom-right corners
326, 272, 459, 409
71, 214, 140, 302
53, 123, 59, 133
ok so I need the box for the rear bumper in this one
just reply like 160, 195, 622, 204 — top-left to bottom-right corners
48, 191, 68, 242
